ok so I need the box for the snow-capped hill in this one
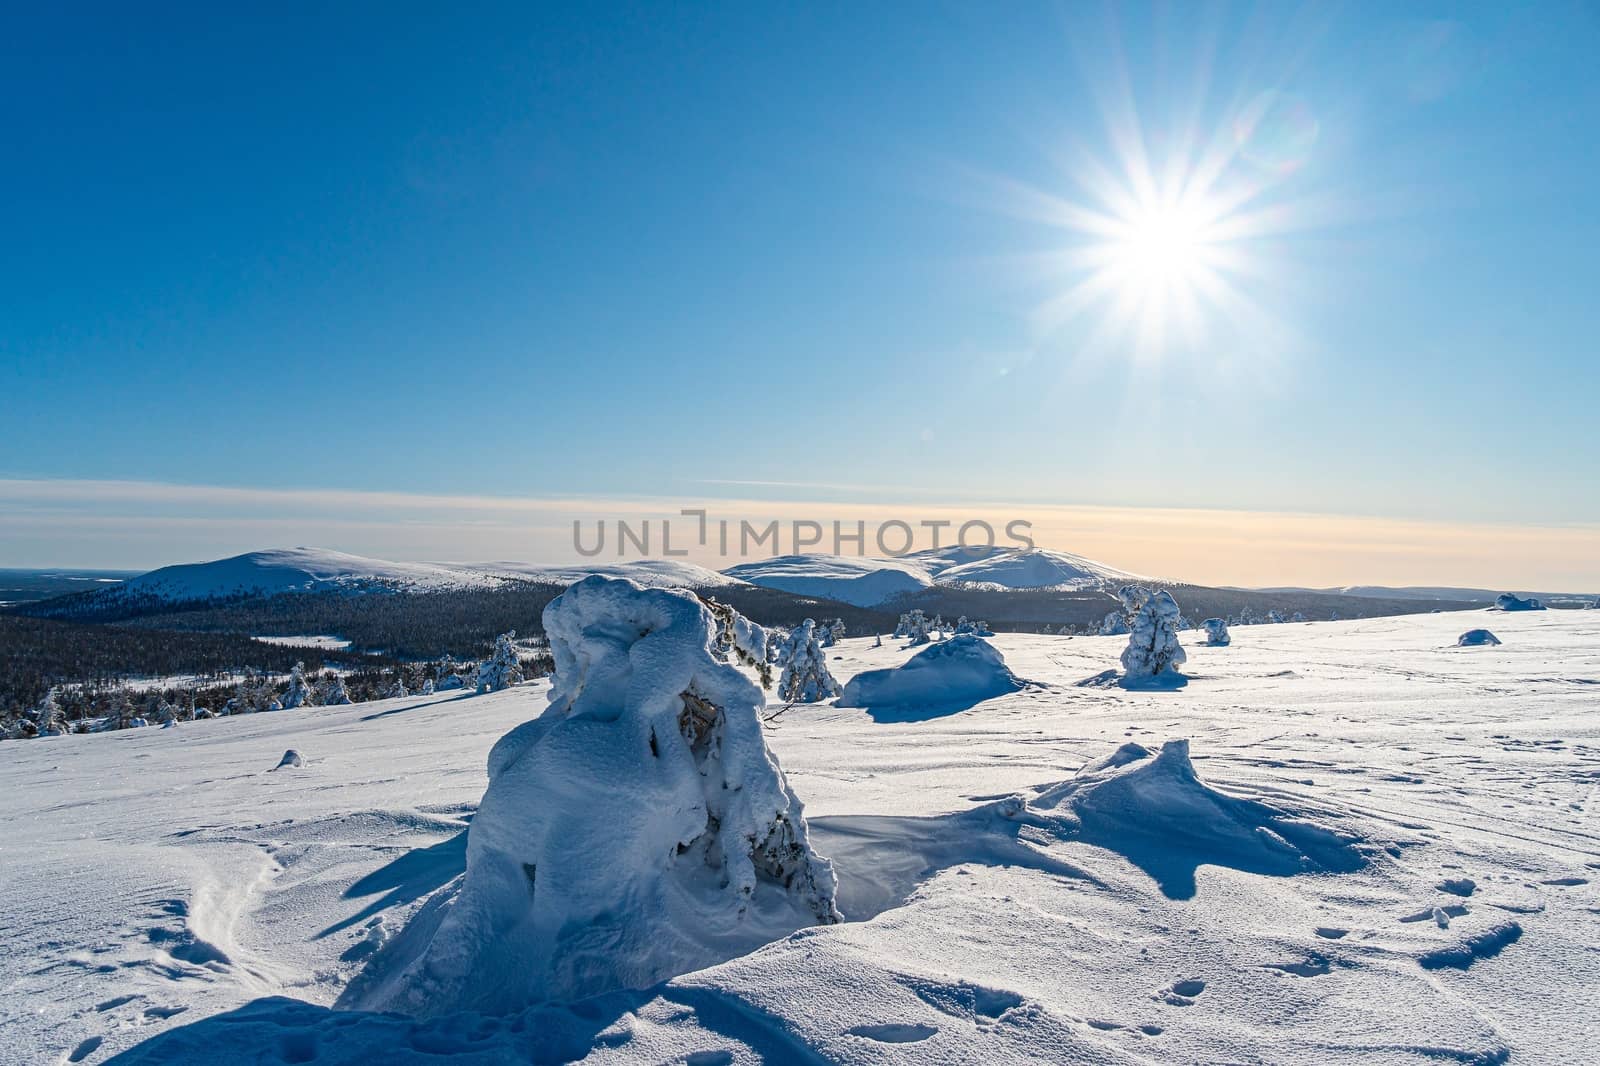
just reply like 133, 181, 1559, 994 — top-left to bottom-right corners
721, 553, 933, 607
471, 559, 744, 589
933, 547, 1136, 590
116, 548, 506, 603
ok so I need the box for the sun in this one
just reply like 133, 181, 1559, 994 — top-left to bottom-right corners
1112, 203, 1215, 289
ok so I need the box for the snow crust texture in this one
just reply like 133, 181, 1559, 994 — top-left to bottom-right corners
342, 576, 837, 1016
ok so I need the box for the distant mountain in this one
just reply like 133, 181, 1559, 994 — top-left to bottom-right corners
1258, 584, 1596, 605
720, 554, 933, 607
930, 547, 1137, 591
113, 548, 510, 602
722, 546, 1137, 605
465, 559, 743, 590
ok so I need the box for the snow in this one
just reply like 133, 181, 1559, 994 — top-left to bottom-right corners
1457, 629, 1502, 647
837, 634, 1027, 719
1492, 592, 1545, 612
342, 577, 837, 1016
4, 609, 1599, 1064
721, 553, 934, 606
252, 634, 355, 651
932, 547, 1137, 590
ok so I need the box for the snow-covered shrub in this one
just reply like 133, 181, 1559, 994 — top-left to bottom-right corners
1201, 617, 1231, 646
1492, 593, 1544, 612
974, 619, 994, 637
420, 678, 435, 696
1118, 586, 1187, 680
954, 615, 974, 636
1291, 611, 1306, 623
775, 619, 839, 703
902, 609, 932, 646
389, 678, 409, 699
344, 575, 838, 1015
1457, 629, 1502, 647
321, 673, 353, 706
1265, 609, 1286, 624
476, 631, 525, 693
280, 662, 314, 710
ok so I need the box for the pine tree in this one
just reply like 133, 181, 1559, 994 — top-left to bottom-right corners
775, 619, 840, 703
321, 673, 353, 706
476, 631, 525, 693
34, 687, 67, 736
1118, 586, 1187, 678
281, 662, 314, 709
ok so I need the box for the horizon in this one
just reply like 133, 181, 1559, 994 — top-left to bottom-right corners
3, 476, 1597, 592
5, 5, 1600, 588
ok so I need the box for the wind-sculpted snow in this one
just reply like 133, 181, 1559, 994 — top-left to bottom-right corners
1025, 740, 1369, 899
1457, 628, 1502, 647
342, 576, 837, 1016
837, 634, 1028, 720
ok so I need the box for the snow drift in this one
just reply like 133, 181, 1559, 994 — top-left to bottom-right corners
343, 576, 838, 1016
1457, 628, 1502, 647
1024, 740, 1368, 898
837, 634, 1027, 718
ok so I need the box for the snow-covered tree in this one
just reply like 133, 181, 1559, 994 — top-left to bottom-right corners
321, 673, 353, 706
1201, 617, 1231, 646
33, 688, 67, 736
389, 677, 409, 699
1099, 611, 1130, 636
1239, 606, 1258, 626
343, 576, 839, 1014
1290, 611, 1306, 623
704, 598, 773, 689
954, 615, 974, 636
931, 614, 947, 638
1118, 586, 1187, 680
281, 662, 314, 710
775, 619, 839, 703
873, 632, 883, 648
420, 677, 435, 695
1042, 623, 1054, 635
1266, 609, 1286, 625
893, 613, 910, 638
476, 631, 525, 693
902, 608, 932, 646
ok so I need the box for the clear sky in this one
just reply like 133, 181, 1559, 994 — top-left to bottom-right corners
3, 3, 1598, 586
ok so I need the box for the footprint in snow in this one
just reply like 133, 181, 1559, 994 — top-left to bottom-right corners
1436, 877, 1476, 897
1314, 926, 1349, 939
1158, 979, 1206, 1005
1540, 877, 1588, 887
846, 1023, 938, 1043
68, 1036, 103, 1063
1265, 955, 1331, 977
684, 1053, 735, 1066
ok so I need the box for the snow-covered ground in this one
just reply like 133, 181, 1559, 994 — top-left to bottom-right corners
3, 610, 1597, 1065
722, 553, 935, 606
252, 635, 356, 651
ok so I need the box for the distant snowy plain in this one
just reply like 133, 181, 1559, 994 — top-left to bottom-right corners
3, 610, 1596, 1064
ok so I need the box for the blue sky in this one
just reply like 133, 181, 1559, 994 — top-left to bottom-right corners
3, 3, 1598, 581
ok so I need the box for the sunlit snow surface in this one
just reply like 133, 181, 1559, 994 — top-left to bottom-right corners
3, 611, 1597, 1065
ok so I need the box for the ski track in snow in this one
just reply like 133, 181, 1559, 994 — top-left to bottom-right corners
1, 610, 1597, 1064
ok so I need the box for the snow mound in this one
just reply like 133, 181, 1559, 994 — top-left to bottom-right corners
1027, 740, 1368, 898
1457, 629, 1502, 647
1491, 593, 1545, 612
115, 547, 505, 603
933, 547, 1136, 590
837, 635, 1027, 717
721, 554, 933, 606
344, 576, 837, 1016
272, 749, 304, 770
